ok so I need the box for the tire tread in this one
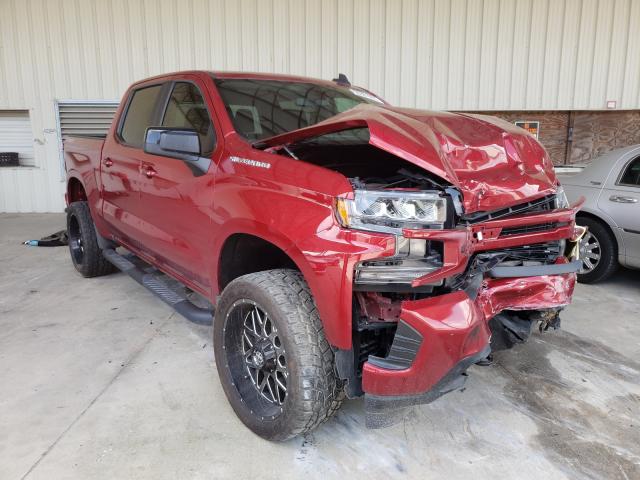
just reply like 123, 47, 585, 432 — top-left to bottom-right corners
215, 269, 344, 439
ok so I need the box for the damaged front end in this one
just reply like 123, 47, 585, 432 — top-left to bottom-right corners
350, 197, 584, 427
258, 111, 584, 428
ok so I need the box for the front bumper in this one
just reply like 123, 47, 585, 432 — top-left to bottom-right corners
362, 271, 576, 395
359, 203, 584, 424
362, 271, 576, 426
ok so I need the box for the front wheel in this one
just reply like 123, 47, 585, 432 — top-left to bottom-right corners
576, 217, 618, 284
213, 269, 343, 441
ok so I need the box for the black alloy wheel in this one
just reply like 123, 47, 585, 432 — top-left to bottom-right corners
225, 299, 288, 415
67, 211, 85, 266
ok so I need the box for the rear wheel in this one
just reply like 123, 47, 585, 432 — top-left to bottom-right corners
66, 201, 116, 278
213, 269, 343, 441
576, 216, 618, 284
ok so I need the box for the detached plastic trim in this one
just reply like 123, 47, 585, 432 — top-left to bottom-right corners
367, 321, 423, 370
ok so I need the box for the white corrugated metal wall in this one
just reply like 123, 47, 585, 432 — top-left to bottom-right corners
0, 0, 639, 212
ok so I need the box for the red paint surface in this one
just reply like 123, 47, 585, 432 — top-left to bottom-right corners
64, 71, 579, 398
362, 291, 491, 396
257, 104, 558, 213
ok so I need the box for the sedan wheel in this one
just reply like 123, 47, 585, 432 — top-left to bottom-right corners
579, 231, 601, 273
575, 217, 618, 284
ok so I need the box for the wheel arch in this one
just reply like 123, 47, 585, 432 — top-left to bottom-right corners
214, 223, 316, 298
212, 220, 351, 349
217, 232, 301, 291
67, 175, 87, 203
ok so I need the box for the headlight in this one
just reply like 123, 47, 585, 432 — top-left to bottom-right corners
554, 186, 570, 209
335, 190, 447, 233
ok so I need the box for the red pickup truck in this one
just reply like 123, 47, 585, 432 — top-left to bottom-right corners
64, 70, 584, 440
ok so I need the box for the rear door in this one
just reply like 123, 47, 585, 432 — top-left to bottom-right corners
101, 83, 167, 246
597, 154, 640, 267
135, 76, 220, 290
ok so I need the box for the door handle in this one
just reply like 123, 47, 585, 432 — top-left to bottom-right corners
609, 195, 638, 203
144, 166, 157, 179
103, 157, 113, 168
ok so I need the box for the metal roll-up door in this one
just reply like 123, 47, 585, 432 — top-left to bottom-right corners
56, 101, 119, 137
0, 111, 35, 166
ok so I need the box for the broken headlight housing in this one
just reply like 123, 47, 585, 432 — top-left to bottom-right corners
335, 190, 447, 290
335, 190, 447, 234
354, 236, 443, 290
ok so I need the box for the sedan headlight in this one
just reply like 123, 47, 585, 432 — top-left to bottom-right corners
554, 186, 570, 209
335, 190, 447, 233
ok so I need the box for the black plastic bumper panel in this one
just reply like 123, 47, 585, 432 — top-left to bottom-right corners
364, 344, 491, 428
366, 321, 423, 370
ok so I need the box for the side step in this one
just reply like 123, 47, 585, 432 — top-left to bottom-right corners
102, 248, 213, 326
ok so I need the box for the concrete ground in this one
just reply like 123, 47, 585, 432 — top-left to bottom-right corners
1, 213, 639, 480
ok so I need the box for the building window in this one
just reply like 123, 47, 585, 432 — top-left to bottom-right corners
0, 110, 35, 167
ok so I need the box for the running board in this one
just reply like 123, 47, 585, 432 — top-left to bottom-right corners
102, 248, 213, 325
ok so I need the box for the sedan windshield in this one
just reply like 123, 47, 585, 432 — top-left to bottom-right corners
213, 78, 382, 141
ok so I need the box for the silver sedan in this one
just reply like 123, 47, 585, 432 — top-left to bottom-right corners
558, 145, 640, 283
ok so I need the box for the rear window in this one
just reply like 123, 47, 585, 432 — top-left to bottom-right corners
120, 85, 163, 147
213, 78, 382, 141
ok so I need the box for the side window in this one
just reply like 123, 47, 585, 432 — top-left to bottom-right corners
162, 82, 216, 155
120, 85, 163, 148
619, 157, 640, 187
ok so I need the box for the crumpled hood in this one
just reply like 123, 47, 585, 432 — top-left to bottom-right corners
255, 104, 558, 214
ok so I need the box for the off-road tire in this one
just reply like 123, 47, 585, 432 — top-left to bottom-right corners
66, 201, 116, 278
576, 216, 618, 284
213, 269, 344, 441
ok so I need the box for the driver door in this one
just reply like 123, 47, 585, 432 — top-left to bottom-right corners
135, 78, 219, 291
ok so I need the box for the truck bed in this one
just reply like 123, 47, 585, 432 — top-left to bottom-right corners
63, 135, 106, 208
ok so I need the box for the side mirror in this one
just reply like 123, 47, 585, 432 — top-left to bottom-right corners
145, 128, 200, 157
144, 128, 211, 175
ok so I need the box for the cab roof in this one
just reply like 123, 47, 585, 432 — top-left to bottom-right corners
132, 70, 348, 89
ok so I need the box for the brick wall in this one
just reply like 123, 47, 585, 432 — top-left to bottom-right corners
470, 111, 640, 165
